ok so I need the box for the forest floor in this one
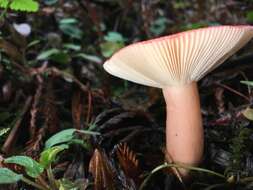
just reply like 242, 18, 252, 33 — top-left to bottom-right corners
1, 1, 253, 190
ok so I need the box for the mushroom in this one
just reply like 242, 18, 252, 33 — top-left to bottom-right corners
103, 25, 253, 176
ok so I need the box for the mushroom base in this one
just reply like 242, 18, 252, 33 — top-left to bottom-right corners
163, 82, 203, 177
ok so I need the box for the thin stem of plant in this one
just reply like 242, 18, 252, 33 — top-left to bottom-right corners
21, 176, 49, 190
47, 165, 58, 190
37, 176, 50, 189
239, 176, 253, 183
139, 163, 226, 190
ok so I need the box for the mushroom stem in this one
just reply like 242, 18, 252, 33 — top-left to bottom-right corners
163, 82, 203, 176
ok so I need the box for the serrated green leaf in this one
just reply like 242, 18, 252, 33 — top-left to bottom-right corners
4, 156, 44, 178
0, 0, 39, 12
40, 144, 69, 168
0, 0, 8, 8
45, 129, 76, 149
0, 168, 22, 184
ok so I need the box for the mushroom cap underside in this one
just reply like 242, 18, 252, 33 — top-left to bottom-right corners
104, 25, 253, 88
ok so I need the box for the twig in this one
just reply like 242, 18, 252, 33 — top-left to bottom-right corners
47, 67, 89, 93
29, 75, 43, 139
121, 127, 163, 142
86, 89, 92, 124
78, 0, 103, 38
2, 96, 33, 153
103, 125, 164, 139
216, 83, 250, 102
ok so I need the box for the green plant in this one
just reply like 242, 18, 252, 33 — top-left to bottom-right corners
246, 11, 253, 23
139, 163, 226, 190
59, 18, 83, 39
0, 128, 99, 189
100, 31, 125, 57
139, 162, 253, 190
0, 0, 39, 12
229, 126, 251, 170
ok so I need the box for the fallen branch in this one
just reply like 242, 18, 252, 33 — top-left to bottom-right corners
2, 96, 33, 154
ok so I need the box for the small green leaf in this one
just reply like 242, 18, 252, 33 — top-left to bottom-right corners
77, 53, 102, 64
100, 41, 124, 58
150, 17, 169, 36
104, 32, 125, 43
0, 168, 22, 184
243, 107, 253, 121
37, 49, 70, 64
58, 178, 78, 190
37, 49, 60, 60
100, 32, 125, 57
45, 128, 100, 149
0, 0, 8, 7
59, 18, 83, 39
59, 25, 83, 39
0, 0, 39, 12
40, 145, 69, 168
241, 80, 253, 87
50, 51, 70, 64
59, 18, 78, 25
43, 0, 58, 5
45, 129, 76, 149
4, 156, 44, 178
173, 1, 189, 9
0, 127, 10, 137
246, 11, 253, 23
76, 129, 100, 136
27, 40, 41, 48
184, 22, 208, 30
63, 43, 81, 51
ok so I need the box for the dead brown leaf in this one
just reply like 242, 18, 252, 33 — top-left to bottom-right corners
0, 39, 22, 62
89, 149, 116, 190
115, 143, 140, 184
